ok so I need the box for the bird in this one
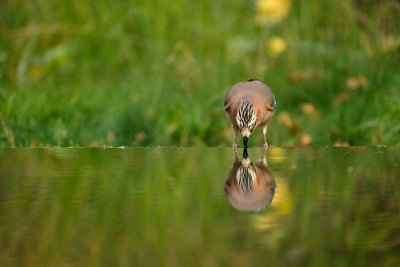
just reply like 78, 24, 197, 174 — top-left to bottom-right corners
224, 79, 277, 149
224, 148, 276, 211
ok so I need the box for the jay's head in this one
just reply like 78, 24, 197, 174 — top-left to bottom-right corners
236, 100, 257, 147
236, 157, 257, 194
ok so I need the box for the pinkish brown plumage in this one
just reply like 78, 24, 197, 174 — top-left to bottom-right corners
224, 149, 276, 211
224, 79, 276, 148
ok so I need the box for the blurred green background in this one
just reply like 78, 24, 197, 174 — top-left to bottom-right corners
1, 0, 399, 147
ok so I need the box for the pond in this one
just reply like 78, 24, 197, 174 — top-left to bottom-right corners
1, 147, 400, 266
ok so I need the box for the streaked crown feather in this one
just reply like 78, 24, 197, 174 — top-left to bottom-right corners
236, 100, 257, 130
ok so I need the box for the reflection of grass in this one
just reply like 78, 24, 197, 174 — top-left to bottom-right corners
0, 0, 399, 147
254, 147, 400, 265
1, 147, 399, 265
0, 148, 237, 266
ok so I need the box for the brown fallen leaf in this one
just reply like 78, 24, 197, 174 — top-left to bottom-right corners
333, 141, 349, 147
336, 92, 349, 103
288, 70, 312, 84
300, 133, 311, 146
300, 102, 320, 120
345, 75, 368, 90
278, 112, 293, 129
107, 131, 116, 142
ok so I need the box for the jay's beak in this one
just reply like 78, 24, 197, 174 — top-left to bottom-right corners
243, 136, 248, 149
243, 147, 248, 159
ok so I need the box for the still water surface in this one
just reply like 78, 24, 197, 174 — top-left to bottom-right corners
1, 147, 400, 266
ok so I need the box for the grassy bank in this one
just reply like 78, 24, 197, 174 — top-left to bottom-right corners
1, 0, 399, 147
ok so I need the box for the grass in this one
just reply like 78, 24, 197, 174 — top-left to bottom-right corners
1, 0, 400, 147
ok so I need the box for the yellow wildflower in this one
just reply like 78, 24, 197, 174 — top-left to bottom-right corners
256, 0, 291, 25
267, 36, 287, 56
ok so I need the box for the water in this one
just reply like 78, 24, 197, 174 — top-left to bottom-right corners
1, 147, 400, 266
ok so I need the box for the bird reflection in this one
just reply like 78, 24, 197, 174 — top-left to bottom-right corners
224, 148, 276, 212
